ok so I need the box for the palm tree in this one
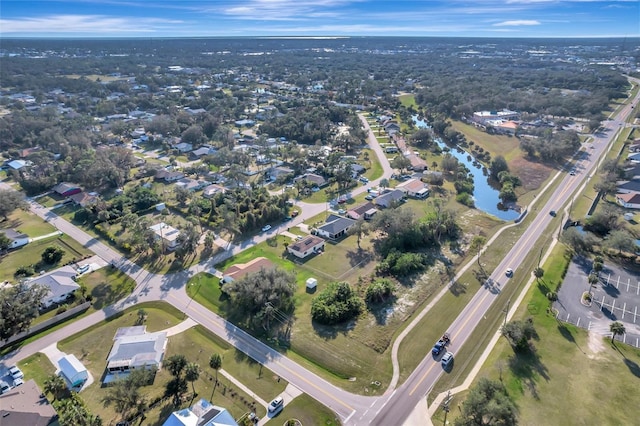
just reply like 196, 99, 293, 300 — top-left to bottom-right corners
588, 273, 599, 294
184, 362, 201, 397
209, 353, 222, 399
533, 267, 544, 282
610, 321, 626, 343
164, 354, 188, 378
43, 374, 67, 401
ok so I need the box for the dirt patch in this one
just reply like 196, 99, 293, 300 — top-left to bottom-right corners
511, 157, 554, 191
587, 330, 606, 359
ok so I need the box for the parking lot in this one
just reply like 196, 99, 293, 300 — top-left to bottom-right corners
554, 257, 640, 348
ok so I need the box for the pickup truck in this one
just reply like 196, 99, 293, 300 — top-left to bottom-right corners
432, 333, 450, 356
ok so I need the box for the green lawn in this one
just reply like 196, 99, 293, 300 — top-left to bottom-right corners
264, 393, 341, 425
18, 352, 57, 385
1, 209, 56, 236
439, 243, 640, 425
398, 94, 417, 109
449, 120, 521, 161
0, 235, 92, 282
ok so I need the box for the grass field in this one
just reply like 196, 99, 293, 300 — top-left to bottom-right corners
435, 243, 640, 425
1, 209, 56, 236
0, 235, 92, 282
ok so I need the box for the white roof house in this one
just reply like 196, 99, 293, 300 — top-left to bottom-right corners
106, 326, 167, 379
28, 265, 80, 308
58, 354, 88, 388
150, 222, 181, 251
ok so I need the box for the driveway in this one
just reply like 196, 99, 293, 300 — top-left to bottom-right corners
554, 256, 640, 348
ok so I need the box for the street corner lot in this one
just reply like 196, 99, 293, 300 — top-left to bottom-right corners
555, 256, 640, 348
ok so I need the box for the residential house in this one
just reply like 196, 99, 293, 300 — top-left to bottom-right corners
155, 169, 185, 182
149, 222, 181, 251
221, 257, 275, 284
0, 379, 58, 426
382, 120, 401, 135
7, 159, 27, 170
351, 164, 366, 176
28, 265, 80, 309
105, 326, 168, 379
266, 166, 294, 182
616, 192, 640, 209
69, 191, 99, 207
174, 142, 193, 153
202, 184, 225, 198
287, 235, 325, 259
19, 147, 40, 158
374, 189, 405, 208
2, 229, 29, 249
472, 110, 519, 124
406, 153, 428, 172
163, 398, 238, 426
234, 119, 255, 127
397, 179, 429, 198
52, 182, 82, 197
175, 178, 207, 192
616, 180, 640, 194
293, 173, 327, 187
346, 202, 377, 221
188, 146, 215, 160
317, 214, 356, 240
58, 354, 89, 389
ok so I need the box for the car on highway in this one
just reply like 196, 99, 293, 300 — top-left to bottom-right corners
268, 396, 284, 414
441, 352, 454, 369
549, 210, 556, 217
505, 268, 513, 277
261, 225, 272, 232
431, 333, 450, 356
570, 170, 576, 176
9, 366, 23, 380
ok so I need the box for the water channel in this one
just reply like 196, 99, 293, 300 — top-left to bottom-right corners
412, 116, 519, 221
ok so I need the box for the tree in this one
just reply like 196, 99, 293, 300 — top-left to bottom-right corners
379, 178, 389, 189
533, 267, 544, 282
0, 232, 11, 252
469, 235, 487, 273
44, 374, 68, 401
588, 272, 599, 294
164, 354, 188, 378
391, 155, 411, 175
225, 267, 296, 331
0, 282, 48, 341
501, 317, 536, 351
561, 227, 594, 254
311, 281, 364, 325
57, 392, 103, 426
209, 353, 222, 398
490, 155, 509, 181
41, 245, 65, 264
455, 378, 517, 426
610, 321, 626, 343
175, 186, 191, 206
184, 362, 201, 396
606, 229, 636, 255
102, 367, 155, 420
347, 217, 369, 249
0, 189, 28, 221
365, 279, 395, 304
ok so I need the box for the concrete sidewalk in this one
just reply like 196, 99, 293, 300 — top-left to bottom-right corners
29, 230, 63, 242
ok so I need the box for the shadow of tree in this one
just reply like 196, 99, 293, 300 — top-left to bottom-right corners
508, 345, 550, 400
623, 358, 640, 378
449, 281, 468, 297
556, 322, 585, 354
310, 318, 355, 340
366, 296, 398, 325
345, 247, 374, 267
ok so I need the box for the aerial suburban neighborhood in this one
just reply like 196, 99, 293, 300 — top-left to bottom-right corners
0, 22, 639, 426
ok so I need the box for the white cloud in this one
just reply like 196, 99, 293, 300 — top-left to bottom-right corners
221, 0, 359, 21
493, 20, 541, 26
0, 14, 184, 34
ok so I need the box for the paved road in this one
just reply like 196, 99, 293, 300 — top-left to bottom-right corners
368, 84, 640, 425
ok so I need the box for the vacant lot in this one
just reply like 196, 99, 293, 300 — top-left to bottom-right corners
1, 209, 56, 236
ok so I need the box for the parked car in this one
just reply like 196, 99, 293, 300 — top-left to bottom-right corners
365, 194, 375, 201
9, 366, 23, 380
441, 352, 454, 369
268, 396, 284, 414
0, 380, 10, 395
261, 225, 272, 232
13, 377, 24, 387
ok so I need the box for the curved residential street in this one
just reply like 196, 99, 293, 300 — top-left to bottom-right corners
1, 93, 638, 426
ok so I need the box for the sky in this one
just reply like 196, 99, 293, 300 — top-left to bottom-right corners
1, 0, 639, 38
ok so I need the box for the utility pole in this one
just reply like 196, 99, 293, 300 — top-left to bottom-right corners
503, 298, 511, 326
442, 390, 452, 425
